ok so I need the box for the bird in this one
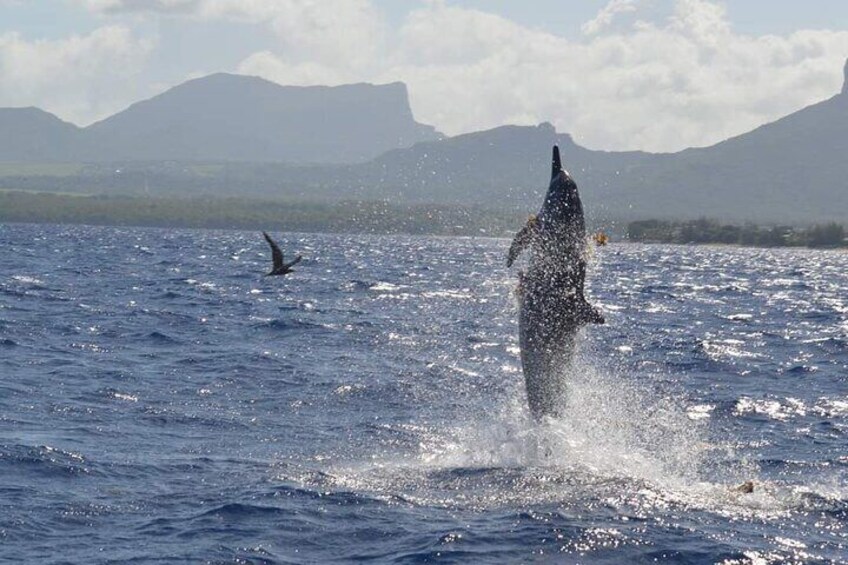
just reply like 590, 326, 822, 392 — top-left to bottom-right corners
262, 231, 302, 276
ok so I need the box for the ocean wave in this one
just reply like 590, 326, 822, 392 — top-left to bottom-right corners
3, 227, 848, 563
0, 443, 92, 477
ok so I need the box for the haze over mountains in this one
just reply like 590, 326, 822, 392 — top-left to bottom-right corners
1, 59, 847, 225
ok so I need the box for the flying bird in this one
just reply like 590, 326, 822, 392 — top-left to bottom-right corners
262, 231, 302, 277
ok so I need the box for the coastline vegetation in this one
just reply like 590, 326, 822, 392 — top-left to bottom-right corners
0, 190, 525, 237
627, 218, 846, 249
2, 190, 845, 249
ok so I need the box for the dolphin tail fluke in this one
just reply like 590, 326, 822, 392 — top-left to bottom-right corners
551, 145, 562, 179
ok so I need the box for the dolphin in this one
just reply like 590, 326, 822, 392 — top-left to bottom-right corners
507, 146, 604, 419
262, 231, 302, 277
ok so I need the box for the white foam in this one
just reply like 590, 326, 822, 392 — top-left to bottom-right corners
12, 275, 43, 285
369, 282, 405, 292
734, 397, 808, 421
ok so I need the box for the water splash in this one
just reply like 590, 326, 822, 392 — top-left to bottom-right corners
424, 349, 713, 490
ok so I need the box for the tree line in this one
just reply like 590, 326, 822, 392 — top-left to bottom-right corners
627, 218, 846, 248
4, 190, 844, 248
0, 190, 525, 237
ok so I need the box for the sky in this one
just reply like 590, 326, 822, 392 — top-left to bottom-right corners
1, 0, 848, 152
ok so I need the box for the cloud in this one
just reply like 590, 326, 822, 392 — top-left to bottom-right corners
54, 0, 848, 151
237, 51, 353, 86
392, 0, 848, 151
0, 26, 154, 125
582, 0, 639, 36
75, 0, 200, 14
77, 0, 385, 70
238, 0, 848, 152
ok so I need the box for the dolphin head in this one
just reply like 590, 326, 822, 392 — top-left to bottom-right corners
538, 145, 584, 229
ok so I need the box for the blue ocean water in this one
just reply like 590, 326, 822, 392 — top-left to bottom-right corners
1, 223, 846, 564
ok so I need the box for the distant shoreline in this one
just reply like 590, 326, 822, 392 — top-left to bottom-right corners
627, 218, 848, 249
0, 190, 526, 238
627, 219, 847, 250
2, 190, 846, 251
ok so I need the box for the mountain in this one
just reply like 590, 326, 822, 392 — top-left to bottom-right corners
0, 74, 441, 164
83, 74, 441, 163
344, 123, 650, 209
2, 60, 847, 225
331, 58, 848, 224
611, 61, 848, 223
0, 108, 81, 162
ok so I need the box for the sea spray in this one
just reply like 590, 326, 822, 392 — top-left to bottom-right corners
429, 346, 712, 490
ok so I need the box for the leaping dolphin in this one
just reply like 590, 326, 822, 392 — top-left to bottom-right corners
262, 231, 302, 277
507, 146, 604, 419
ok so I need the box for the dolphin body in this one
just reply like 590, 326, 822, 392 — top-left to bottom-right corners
507, 146, 604, 419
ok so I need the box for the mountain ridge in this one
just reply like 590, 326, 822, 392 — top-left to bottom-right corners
0, 73, 441, 164
1, 59, 847, 225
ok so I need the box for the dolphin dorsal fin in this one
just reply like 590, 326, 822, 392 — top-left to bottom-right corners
551, 145, 562, 180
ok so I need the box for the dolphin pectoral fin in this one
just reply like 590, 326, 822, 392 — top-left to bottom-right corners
507, 229, 528, 267
506, 216, 539, 267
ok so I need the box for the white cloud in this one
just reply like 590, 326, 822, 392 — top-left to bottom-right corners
77, 0, 385, 71
75, 0, 200, 14
46, 0, 848, 150
0, 26, 154, 125
237, 51, 354, 86
399, 1, 848, 151
207, 1, 386, 76
582, 0, 639, 36
242, 0, 848, 151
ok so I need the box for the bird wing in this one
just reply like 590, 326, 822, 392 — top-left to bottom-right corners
284, 255, 303, 270
263, 231, 284, 270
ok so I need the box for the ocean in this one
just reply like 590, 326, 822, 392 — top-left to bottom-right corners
1, 223, 846, 563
